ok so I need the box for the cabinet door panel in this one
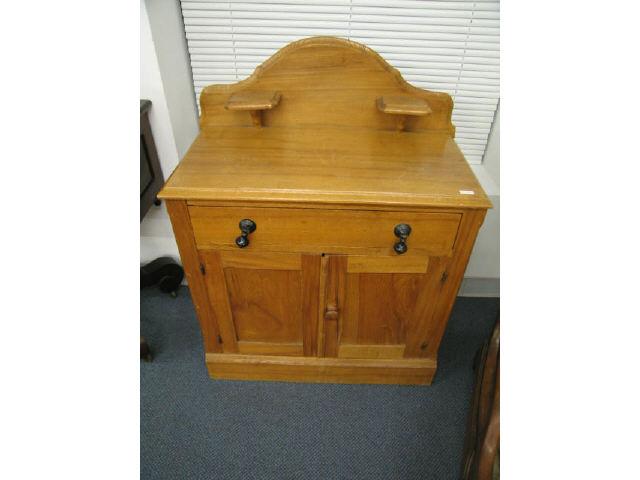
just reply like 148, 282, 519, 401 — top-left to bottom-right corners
341, 273, 421, 345
224, 268, 302, 343
201, 250, 320, 356
330, 254, 447, 359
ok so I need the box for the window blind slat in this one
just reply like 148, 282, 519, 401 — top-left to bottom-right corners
181, 0, 500, 165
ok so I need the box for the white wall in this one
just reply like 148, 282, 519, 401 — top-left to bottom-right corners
140, 0, 196, 263
140, 0, 500, 295
144, 0, 199, 158
483, 105, 500, 189
461, 104, 500, 296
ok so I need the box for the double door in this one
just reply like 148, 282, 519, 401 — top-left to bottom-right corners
200, 249, 449, 362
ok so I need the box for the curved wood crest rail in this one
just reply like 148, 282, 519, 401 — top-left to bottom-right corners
199, 36, 455, 135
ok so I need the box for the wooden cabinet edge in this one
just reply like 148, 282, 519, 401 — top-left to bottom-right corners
205, 353, 436, 368
157, 191, 493, 210
424, 209, 488, 359
205, 353, 437, 385
184, 199, 490, 212
181, 198, 492, 213
164, 199, 223, 353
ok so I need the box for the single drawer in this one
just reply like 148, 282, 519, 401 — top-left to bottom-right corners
189, 206, 461, 257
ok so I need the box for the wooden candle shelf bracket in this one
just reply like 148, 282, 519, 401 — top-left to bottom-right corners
225, 91, 282, 127
377, 95, 432, 132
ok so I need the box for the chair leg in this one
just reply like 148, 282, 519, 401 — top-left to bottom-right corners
140, 336, 153, 362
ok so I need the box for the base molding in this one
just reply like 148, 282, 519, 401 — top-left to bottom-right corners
205, 353, 437, 385
459, 277, 500, 297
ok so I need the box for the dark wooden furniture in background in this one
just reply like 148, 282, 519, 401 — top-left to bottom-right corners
140, 100, 184, 361
140, 99, 164, 219
461, 315, 500, 479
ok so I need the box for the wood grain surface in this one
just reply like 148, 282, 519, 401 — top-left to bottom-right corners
206, 353, 437, 385
189, 205, 462, 257
196, 37, 455, 134
159, 126, 490, 209
162, 37, 491, 384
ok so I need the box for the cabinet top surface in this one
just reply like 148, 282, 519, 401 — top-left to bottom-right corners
159, 37, 490, 210
159, 125, 491, 209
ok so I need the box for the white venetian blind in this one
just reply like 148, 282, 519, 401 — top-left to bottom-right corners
180, 0, 500, 164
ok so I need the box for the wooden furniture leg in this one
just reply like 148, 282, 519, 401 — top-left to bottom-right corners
140, 336, 152, 362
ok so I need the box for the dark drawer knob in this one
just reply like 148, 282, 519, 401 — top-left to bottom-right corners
235, 219, 256, 248
393, 223, 412, 254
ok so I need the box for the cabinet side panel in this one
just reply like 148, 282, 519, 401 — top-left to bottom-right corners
424, 209, 488, 358
165, 200, 221, 353
200, 250, 239, 353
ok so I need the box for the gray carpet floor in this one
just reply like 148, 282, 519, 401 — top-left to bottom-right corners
141, 286, 498, 480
